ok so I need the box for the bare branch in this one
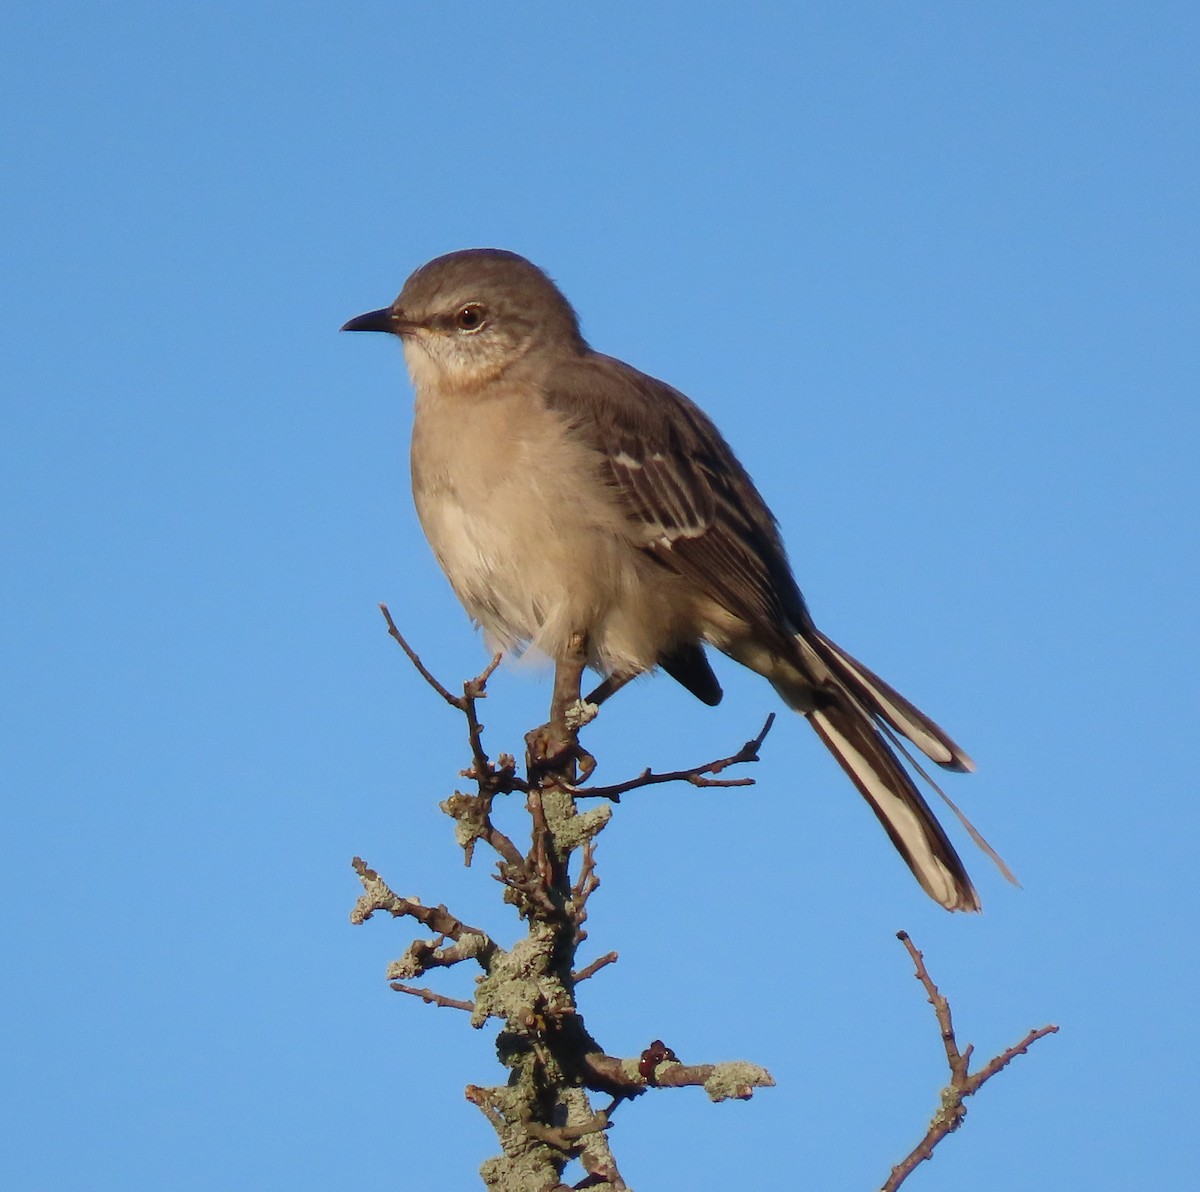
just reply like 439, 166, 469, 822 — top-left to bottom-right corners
572, 714, 776, 801
654, 1060, 776, 1101
967, 1024, 1061, 1086
900, 929, 968, 1079
527, 786, 558, 890
572, 952, 618, 983
361, 614, 1057, 1189
359, 614, 881, 1187
460, 655, 511, 794
563, 839, 602, 950
523, 1110, 611, 1148
390, 982, 475, 1012
378, 603, 462, 708
882, 932, 1059, 1190
378, 604, 518, 804
465, 651, 504, 694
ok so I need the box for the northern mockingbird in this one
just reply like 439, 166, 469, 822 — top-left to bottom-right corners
343, 248, 999, 911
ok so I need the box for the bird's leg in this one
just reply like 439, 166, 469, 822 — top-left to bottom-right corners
527, 633, 596, 781
525, 634, 593, 891
550, 634, 588, 738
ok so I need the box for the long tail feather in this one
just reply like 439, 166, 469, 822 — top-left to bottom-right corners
875, 717, 1020, 888
809, 630, 975, 772
809, 703, 980, 912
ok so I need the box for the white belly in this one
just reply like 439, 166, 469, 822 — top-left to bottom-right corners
409, 384, 690, 676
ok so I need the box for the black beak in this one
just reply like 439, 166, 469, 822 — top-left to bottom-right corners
341, 307, 399, 334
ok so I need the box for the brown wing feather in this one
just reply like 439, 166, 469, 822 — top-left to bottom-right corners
544, 351, 811, 643
542, 348, 985, 911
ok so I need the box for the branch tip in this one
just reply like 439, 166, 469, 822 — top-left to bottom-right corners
378, 603, 462, 707
573, 715, 775, 801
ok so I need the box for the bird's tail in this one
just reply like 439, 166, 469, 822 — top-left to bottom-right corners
777, 630, 986, 912
808, 699, 980, 911
808, 630, 975, 772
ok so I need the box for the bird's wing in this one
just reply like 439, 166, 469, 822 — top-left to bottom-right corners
543, 353, 990, 912
543, 352, 811, 644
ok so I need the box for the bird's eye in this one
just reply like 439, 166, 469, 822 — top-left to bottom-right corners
454, 304, 486, 332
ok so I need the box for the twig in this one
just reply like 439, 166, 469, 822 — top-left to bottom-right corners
461, 655, 509, 791
376, 610, 531, 894
572, 714, 776, 801
378, 603, 462, 707
390, 982, 475, 1012
572, 841, 600, 906
379, 605, 514, 797
573, 952, 618, 983
527, 787, 558, 890
392, 932, 494, 977
466, 651, 504, 693
523, 1111, 611, 1148
968, 1025, 1061, 1085
350, 856, 497, 965
652, 1060, 775, 1101
882, 932, 1059, 1191
570, 840, 602, 940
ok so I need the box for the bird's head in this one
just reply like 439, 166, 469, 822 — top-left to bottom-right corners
342, 248, 585, 393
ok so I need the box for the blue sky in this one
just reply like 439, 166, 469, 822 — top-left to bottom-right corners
4, 4, 1197, 1189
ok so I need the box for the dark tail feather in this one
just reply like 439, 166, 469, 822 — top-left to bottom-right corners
661, 642, 723, 706
809, 631, 975, 772
808, 700, 980, 912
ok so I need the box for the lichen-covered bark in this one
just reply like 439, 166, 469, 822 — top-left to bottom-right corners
350, 626, 774, 1189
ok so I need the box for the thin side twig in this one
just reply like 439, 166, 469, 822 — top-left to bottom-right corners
351, 857, 481, 938
379, 602, 462, 707
460, 653, 509, 790
379, 604, 507, 787
882, 932, 1059, 1191
573, 714, 776, 801
390, 982, 475, 1012
573, 951, 619, 983
566, 839, 602, 947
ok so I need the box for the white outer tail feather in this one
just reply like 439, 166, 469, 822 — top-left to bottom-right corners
810, 708, 979, 912
811, 631, 975, 773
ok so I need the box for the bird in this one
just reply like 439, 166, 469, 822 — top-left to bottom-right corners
342, 248, 1005, 911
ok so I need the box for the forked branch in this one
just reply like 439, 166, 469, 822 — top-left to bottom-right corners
882, 931, 1059, 1190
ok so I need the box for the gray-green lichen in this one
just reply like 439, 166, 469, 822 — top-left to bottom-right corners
387, 929, 492, 982
700, 1060, 776, 1102
472, 926, 566, 1029
547, 798, 611, 853
479, 1149, 561, 1192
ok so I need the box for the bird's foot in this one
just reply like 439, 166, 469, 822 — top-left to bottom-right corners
525, 721, 596, 785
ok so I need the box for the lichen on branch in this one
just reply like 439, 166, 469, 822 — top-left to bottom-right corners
350, 610, 776, 1190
